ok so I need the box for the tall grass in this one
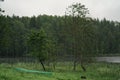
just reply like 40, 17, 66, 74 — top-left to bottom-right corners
0, 62, 120, 80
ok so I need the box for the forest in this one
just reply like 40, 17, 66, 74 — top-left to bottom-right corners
0, 13, 120, 57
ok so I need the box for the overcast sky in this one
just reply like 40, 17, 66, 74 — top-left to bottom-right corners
1, 0, 120, 21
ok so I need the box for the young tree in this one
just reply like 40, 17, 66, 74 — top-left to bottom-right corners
28, 28, 51, 71
65, 3, 95, 71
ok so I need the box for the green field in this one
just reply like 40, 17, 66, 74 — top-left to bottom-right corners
0, 62, 120, 80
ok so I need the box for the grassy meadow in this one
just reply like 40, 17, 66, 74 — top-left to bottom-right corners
0, 62, 120, 80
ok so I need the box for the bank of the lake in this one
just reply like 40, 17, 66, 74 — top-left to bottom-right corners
0, 62, 120, 80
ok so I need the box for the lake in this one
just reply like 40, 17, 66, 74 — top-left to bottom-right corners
96, 56, 120, 63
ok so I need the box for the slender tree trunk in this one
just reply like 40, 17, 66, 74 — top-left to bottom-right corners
80, 54, 86, 71
81, 64, 86, 71
80, 58, 86, 71
40, 60, 46, 71
46, 61, 50, 67
53, 61, 56, 70
73, 60, 77, 71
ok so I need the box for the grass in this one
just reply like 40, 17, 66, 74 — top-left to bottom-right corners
0, 62, 120, 80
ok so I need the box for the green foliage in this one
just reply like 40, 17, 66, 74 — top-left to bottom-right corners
0, 15, 27, 57
29, 16, 37, 29
28, 28, 51, 61
66, 3, 89, 18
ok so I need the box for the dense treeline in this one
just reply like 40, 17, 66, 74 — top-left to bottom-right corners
0, 14, 120, 58
95, 19, 120, 54
0, 15, 64, 57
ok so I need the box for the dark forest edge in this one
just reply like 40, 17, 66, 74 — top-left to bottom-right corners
0, 15, 120, 56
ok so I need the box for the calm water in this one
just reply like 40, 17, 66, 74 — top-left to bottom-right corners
96, 57, 120, 63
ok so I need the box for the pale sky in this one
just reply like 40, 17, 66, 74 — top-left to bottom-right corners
1, 0, 120, 21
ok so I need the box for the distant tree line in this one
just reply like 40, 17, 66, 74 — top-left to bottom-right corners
0, 15, 120, 56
